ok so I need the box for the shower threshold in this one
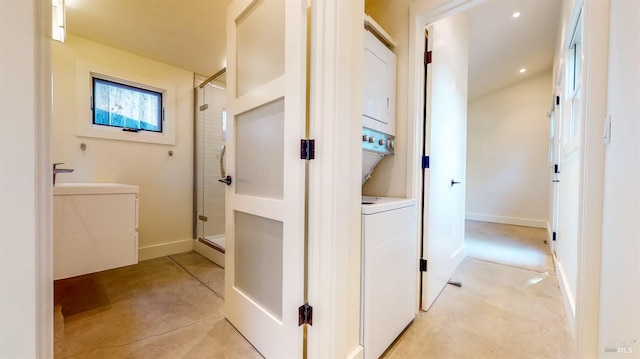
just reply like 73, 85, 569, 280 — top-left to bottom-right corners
198, 235, 225, 254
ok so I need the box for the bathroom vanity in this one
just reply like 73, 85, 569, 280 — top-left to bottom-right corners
53, 183, 139, 280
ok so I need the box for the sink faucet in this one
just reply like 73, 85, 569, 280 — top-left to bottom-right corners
53, 162, 74, 186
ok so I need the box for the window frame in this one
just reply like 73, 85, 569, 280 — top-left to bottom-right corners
75, 60, 176, 145
91, 74, 165, 133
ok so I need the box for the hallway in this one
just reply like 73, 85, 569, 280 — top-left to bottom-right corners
383, 220, 574, 358
54, 221, 574, 358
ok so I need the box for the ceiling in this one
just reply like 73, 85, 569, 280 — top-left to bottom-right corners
65, 0, 561, 97
464, 0, 561, 98
65, 0, 231, 78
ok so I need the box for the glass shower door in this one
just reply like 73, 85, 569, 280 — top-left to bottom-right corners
195, 73, 227, 264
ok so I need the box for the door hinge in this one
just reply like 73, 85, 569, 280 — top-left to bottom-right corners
552, 231, 557, 241
199, 104, 209, 111
300, 139, 315, 160
198, 215, 208, 222
554, 164, 560, 174
421, 155, 430, 169
556, 95, 560, 106
298, 302, 313, 326
420, 258, 427, 272
424, 51, 432, 65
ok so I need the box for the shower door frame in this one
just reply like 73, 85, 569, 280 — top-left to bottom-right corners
193, 69, 227, 266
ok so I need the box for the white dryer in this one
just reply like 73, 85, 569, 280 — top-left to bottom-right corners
361, 197, 417, 359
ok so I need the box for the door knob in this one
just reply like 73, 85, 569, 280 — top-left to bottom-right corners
451, 179, 461, 186
219, 176, 232, 185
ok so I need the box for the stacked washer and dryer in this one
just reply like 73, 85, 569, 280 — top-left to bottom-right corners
361, 18, 418, 359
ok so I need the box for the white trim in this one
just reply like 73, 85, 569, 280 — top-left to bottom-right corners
451, 244, 466, 266
36, 0, 54, 356
573, 0, 608, 357
75, 60, 177, 145
307, 0, 364, 357
364, 15, 396, 48
555, 254, 577, 336
465, 213, 549, 229
346, 345, 364, 359
138, 239, 193, 261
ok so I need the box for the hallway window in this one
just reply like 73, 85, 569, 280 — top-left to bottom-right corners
566, 13, 582, 142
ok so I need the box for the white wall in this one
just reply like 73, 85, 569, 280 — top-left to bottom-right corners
52, 35, 195, 259
0, 0, 52, 357
466, 72, 551, 228
598, 0, 640, 355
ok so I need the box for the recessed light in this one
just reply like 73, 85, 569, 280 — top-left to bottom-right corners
519, 68, 527, 73
512, 11, 521, 18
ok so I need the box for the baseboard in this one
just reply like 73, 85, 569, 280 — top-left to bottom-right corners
346, 345, 364, 359
555, 256, 576, 337
138, 238, 194, 261
465, 213, 548, 228
451, 244, 466, 268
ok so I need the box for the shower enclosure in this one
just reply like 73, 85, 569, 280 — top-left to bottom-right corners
193, 69, 227, 267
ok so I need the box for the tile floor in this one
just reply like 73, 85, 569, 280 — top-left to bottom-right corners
55, 220, 574, 358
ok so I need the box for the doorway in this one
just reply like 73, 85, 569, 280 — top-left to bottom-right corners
411, 0, 561, 312
418, 14, 469, 311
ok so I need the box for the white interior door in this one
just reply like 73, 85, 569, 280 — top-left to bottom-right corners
549, 94, 561, 254
224, 0, 307, 357
421, 17, 468, 310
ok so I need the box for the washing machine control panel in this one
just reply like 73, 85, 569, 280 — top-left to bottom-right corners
362, 127, 394, 156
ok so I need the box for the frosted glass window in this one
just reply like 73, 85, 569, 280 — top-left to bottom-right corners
234, 211, 283, 319
235, 98, 284, 199
235, 0, 285, 97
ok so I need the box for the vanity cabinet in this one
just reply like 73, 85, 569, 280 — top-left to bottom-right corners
53, 183, 139, 280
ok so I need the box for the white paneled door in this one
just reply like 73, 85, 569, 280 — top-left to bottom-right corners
421, 18, 468, 311
224, 0, 307, 357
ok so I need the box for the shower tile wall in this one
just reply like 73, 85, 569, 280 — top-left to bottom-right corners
195, 75, 227, 239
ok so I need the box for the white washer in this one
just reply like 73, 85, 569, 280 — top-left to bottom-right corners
361, 197, 417, 359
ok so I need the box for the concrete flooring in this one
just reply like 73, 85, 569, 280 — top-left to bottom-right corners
55, 220, 574, 358
383, 220, 574, 358
54, 253, 260, 359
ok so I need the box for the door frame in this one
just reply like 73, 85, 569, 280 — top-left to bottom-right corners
407, 0, 483, 313
563, 0, 608, 357
408, 1, 609, 357
306, 1, 366, 358
5, 0, 53, 357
